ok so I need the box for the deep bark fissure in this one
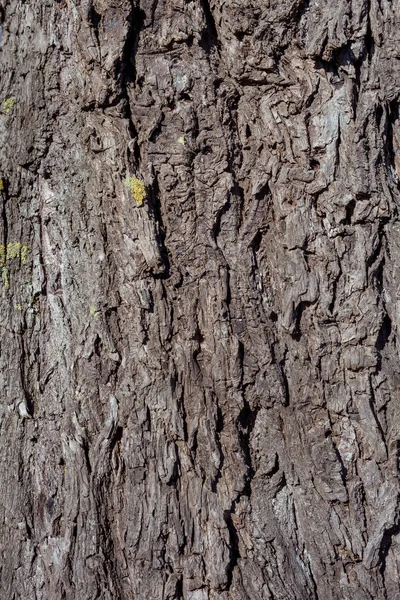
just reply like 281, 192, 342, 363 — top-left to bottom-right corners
199, 0, 220, 52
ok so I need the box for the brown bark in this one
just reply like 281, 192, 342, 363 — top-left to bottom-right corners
1, 0, 400, 598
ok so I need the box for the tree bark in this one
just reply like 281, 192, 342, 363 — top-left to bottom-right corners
1, 0, 400, 598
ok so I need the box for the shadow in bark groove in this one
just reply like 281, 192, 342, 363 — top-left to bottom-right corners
384, 100, 399, 181
210, 402, 225, 493
175, 576, 184, 599
124, 10, 146, 164
278, 349, 291, 406
238, 398, 259, 495
88, 4, 101, 48
376, 313, 392, 354
147, 172, 171, 278
1, 175, 8, 252
199, 0, 220, 52
378, 522, 400, 576
223, 505, 240, 590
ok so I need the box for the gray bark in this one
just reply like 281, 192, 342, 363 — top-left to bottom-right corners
0, 0, 400, 598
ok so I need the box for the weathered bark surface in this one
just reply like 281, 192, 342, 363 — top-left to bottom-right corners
1, 0, 400, 598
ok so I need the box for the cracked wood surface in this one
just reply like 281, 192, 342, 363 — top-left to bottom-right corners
0, 0, 400, 598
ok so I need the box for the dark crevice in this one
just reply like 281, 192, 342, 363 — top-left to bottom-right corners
250, 230, 263, 267
201, 145, 212, 155
234, 30, 245, 42
110, 426, 123, 453
378, 520, 400, 577
179, 91, 192, 102
147, 173, 170, 278
237, 397, 258, 496
88, 5, 101, 48
320, 43, 357, 70
94, 334, 103, 357
333, 118, 342, 180
254, 181, 271, 203
83, 441, 92, 476
343, 198, 356, 224
223, 505, 240, 590
369, 381, 388, 456
120, 7, 146, 164
176, 381, 189, 443
352, 64, 361, 121
175, 576, 184, 599
332, 445, 348, 486
140, 313, 150, 346
23, 389, 35, 418
1, 176, 8, 254
314, 56, 344, 87
365, 2, 375, 63
238, 76, 278, 88
376, 314, 392, 353
376, 104, 383, 130
122, 7, 146, 85
191, 428, 198, 455
293, 0, 311, 24
384, 100, 398, 183
211, 402, 225, 493
226, 265, 232, 307
199, 0, 220, 52
328, 283, 337, 316
166, 443, 180, 487
292, 300, 315, 341
279, 349, 290, 406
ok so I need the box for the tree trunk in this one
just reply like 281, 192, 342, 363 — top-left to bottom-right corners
1, 0, 399, 598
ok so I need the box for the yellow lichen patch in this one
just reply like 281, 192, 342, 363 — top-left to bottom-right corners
3, 242, 29, 264
0, 179, 4, 193
125, 176, 146, 206
0, 243, 29, 287
177, 136, 185, 145
89, 305, 99, 320
15, 304, 22, 311
21, 245, 29, 264
2, 97, 15, 115
2, 267, 9, 288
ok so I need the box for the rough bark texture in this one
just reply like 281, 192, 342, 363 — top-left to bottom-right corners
1, 0, 400, 598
